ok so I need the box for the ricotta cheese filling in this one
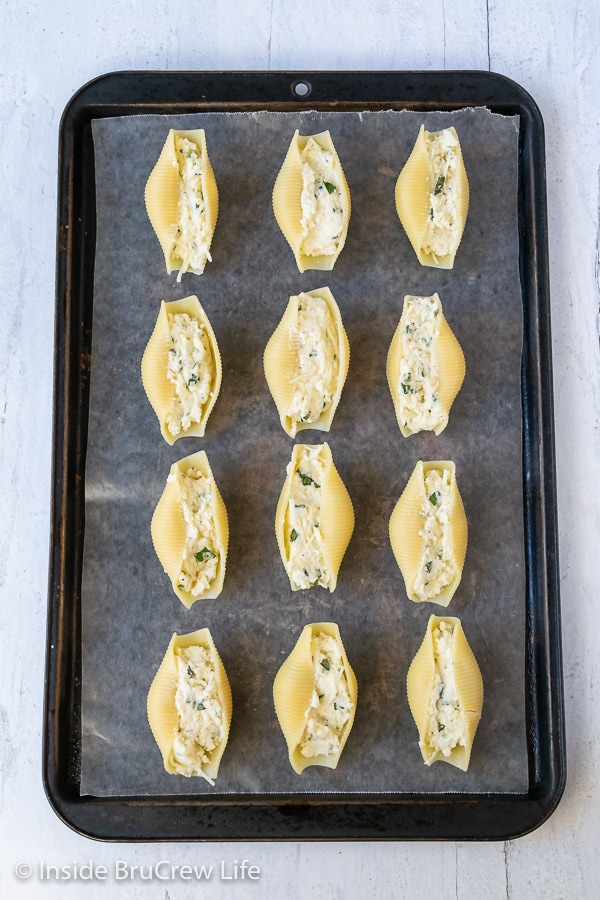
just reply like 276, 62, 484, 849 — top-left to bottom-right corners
173, 136, 212, 281
299, 138, 345, 258
422, 621, 466, 760
421, 128, 461, 262
299, 632, 354, 758
398, 295, 444, 433
165, 312, 215, 436
170, 466, 220, 597
286, 294, 340, 428
413, 468, 458, 601
171, 644, 224, 780
284, 446, 331, 590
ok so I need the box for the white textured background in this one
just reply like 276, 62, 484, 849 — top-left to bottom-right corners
1, 1, 599, 897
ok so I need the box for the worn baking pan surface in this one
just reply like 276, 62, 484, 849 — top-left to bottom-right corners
45, 71, 564, 840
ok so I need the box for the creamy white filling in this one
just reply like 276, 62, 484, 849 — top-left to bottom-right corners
172, 645, 224, 780
170, 466, 219, 597
299, 138, 345, 257
173, 136, 212, 280
413, 468, 458, 600
165, 312, 214, 436
397, 295, 444, 433
284, 446, 331, 590
421, 128, 461, 261
286, 293, 339, 428
422, 621, 466, 759
299, 632, 353, 758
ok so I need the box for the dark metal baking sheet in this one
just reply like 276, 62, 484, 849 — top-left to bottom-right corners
44, 70, 565, 840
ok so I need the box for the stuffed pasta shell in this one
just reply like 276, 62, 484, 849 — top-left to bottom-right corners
275, 443, 354, 592
145, 129, 219, 280
272, 130, 351, 272
395, 125, 469, 269
406, 615, 483, 771
141, 295, 222, 443
263, 287, 350, 437
147, 628, 232, 783
151, 450, 228, 606
273, 622, 357, 773
389, 460, 467, 606
386, 293, 465, 436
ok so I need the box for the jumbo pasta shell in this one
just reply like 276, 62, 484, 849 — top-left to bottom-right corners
272, 130, 351, 272
273, 622, 358, 773
395, 124, 469, 269
389, 460, 467, 606
406, 615, 483, 770
275, 443, 354, 592
263, 287, 350, 437
141, 295, 222, 444
151, 450, 229, 606
386, 293, 465, 436
145, 129, 219, 278
147, 628, 233, 783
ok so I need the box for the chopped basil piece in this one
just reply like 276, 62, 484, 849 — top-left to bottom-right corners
290, 528, 298, 542
425, 561, 433, 573
429, 491, 441, 505
187, 665, 195, 678
320, 658, 331, 671
324, 181, 336, 194
186, 699, 205, 711
195, 547, 216, 562
438, 722, 445, 731
434, 175, 445, 194
297, 469, 320, 488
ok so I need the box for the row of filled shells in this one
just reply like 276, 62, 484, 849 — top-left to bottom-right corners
145, 125, 470, 279
147, 616, 484, 784
151, 446, 467, 609
141, 290, 466, 445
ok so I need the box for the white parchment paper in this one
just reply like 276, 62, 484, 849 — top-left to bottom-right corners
81, 107, 526, 796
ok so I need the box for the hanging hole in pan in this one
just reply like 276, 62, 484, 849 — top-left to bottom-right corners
292, 79, 312, 98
